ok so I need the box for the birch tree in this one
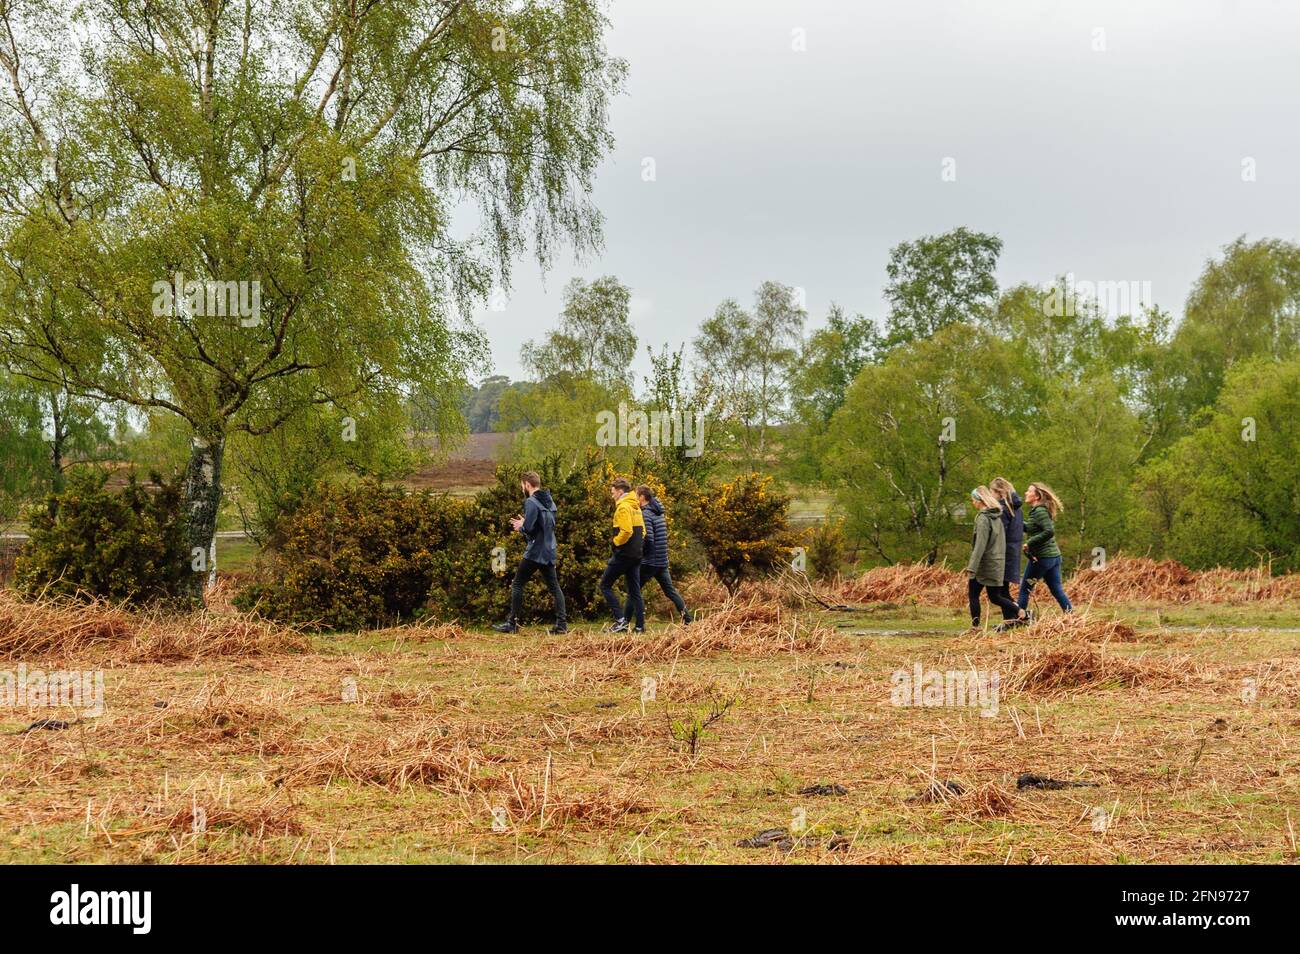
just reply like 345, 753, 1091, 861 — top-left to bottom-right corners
0, 0, 624, 600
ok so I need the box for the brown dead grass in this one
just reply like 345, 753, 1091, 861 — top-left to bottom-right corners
547, 594, 846, 662
286, 723, 505, 792
0, 590, 136, 657
0, 589, 308, 662
1006, 645, 1185, 696
1070, 556, 1300, 605
1008, 613, 1139, 645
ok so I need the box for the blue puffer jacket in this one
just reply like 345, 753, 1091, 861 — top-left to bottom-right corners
520, 488, 557, 565
641, 497, 669, 567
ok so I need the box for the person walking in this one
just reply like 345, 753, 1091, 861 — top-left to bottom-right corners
623, 485, 692, 625
966, 486, 1028, 630
1017, 482, 1074, 614
600, 478, 645, 633
990, 477, 1025, 624
494, 471, 567, 634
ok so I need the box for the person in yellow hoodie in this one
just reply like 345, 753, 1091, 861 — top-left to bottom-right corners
600, 478, 645, 633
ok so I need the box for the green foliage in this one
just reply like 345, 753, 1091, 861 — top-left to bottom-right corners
1170, 237, 1300, 426
1130, 357, 1300, 571
985, 373, 1141, 568
807, 517, 847, 580
226, 399, 421, 547
693, 281, 805, 467
235, 480, 477, 630
825, 323, 1031, 564
787, 303, 881, 480
500, 375, 634, 471
16, 470, 189, 603
521, 276, 636, 387
685, 472, 795, 593
458, 375, 517, 434
0, 373, 47, 528
0, 0, 623, 600
668, 694, 737, 756
238, 453, 691, 629
882, 227, 1002, 349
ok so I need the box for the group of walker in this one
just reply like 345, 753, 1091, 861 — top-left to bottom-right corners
966, 478, 1073, 631
494, 470, 1072, 635
493, 472, 690, 635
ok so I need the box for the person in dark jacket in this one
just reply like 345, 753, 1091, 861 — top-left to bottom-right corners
494, 471, 566, 634
1017, 482, 1073, 614
990, 477, 1024, 623
601, 478, 645, 633
966, 486, 1027, 630
623, 486, 692, 625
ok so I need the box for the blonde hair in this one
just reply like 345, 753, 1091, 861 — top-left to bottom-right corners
972, 486, 1001, 510
990, 477, 1016, 501
1028, 482, 1063, 518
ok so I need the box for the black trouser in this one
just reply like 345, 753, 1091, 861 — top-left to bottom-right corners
968, 578, 1020, 624
601, 553, 643, 628
510, 558, 566, 625
624, 563, 687, 620
995, 583, 1019, 620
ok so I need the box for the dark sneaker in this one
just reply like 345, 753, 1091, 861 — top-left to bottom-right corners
608, 619, 629, 634
682, 610, 693, 625
492, 621, 519, 634
548, 624, 568, 635
632, 627, 645, 634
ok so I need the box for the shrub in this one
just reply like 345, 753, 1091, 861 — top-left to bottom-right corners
433, 452, 691, 624
16, 469, 190, 603
684, 473, 796, 593
238, 453, 693, 629
235, 480, 475, 630
807, 516, 847, 580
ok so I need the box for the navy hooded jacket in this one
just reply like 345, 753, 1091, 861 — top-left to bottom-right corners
520, 488, 557, 565
1000, 491, 1024, 584
640, 497, 669, 568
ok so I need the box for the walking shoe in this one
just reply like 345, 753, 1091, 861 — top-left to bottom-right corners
608, 619, 629, 633
632, 627, 645, 634
682, 610, 693, 625
492, 620, 519, 634
548, 623, 568, 635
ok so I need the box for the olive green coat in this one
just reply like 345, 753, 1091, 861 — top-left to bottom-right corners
966, 507, 1007, 586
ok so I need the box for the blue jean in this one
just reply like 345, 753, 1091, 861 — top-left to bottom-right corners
1017, 555, 1073, 612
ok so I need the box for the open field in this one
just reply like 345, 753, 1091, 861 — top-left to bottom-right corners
1, 575, 1296, 864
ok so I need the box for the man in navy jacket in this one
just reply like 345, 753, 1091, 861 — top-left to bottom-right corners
623, 485, 692, 625
495, 471, 567, 634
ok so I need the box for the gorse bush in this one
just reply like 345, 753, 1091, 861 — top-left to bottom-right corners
235, 480, 475, 630
685, 473, 796, 593
807, 516, 847, 580
237, 453, 690, 630
16, 469, 190, 603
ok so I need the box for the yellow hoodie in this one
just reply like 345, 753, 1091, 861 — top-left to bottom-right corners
612, 491, 646, 555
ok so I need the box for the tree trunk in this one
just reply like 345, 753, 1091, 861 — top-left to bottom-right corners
183, 434, 225, 603
48, 392, 65, 494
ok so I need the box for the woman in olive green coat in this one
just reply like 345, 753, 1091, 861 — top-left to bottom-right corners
966, 487, 1028, 629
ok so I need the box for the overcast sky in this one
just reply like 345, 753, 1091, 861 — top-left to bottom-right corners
471, 0, 1300, 384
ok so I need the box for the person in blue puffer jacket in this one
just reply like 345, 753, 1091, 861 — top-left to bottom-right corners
623, 485, 692, 625
494, 470, 567, 634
